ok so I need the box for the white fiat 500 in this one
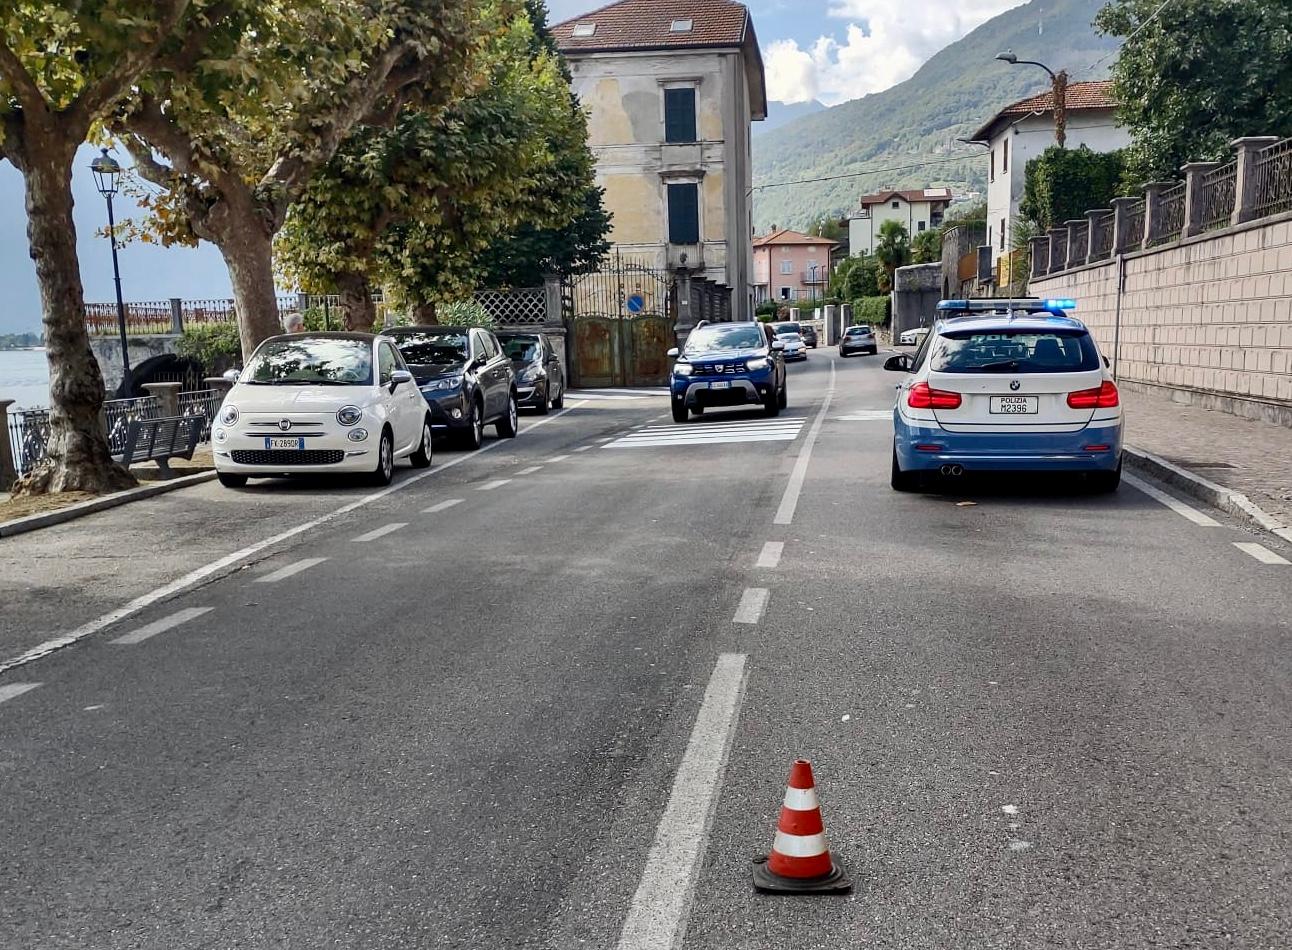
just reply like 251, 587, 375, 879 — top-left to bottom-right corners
213, 333, 433, 488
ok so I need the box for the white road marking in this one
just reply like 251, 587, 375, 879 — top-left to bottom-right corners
1124, 473, 1221, 526
1234, 542, 1291, 565
255, 557, 328, 584
548, 454, 571, 463
574, 445, 593, 452
614, 653, 747, 950
111, 607, 214, 645
566, 388, 668, 401
0, 683, 42, 706
756, 541, 784, 568
0, 403, 588, 677
477, 479, 512, 491
774, 361, 836, 525
732, 587, 770, 624
608, 420, 805, 450
836, 409, 892, 422
351, 523, 408, 543
517, 465, 543, 475
424, 499, 464, 514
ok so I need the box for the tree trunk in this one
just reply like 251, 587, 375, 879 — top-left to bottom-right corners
336, 271, 376, 331
14, 142, 134, 496
215, 222, 283, 359
412, 300, 438, 325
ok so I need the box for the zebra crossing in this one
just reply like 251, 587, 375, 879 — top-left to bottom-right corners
565, 388, 669, 401
605, 417, 806, 449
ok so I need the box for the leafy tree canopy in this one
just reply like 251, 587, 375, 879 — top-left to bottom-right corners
911, 227, 942, 264
1096, 0, 1292, 185
1020, 145, 1124, 231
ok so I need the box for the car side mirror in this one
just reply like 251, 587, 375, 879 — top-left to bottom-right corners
771, 340, 786, 351
222, 368, 241, 382
883, 354, 911, 373
667, 347, 679, 358
390, 369, 413, 388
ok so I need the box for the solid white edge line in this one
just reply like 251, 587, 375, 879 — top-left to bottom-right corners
732, 587, 770, 625
1233, 541, 1291, 565
111, 607, 214, 646
255, 557, 328, 584
423, 499, 464, 514
774, 361, 836, 526
1124, 473, 1221, 527
756, 541, 784, 569
350, 522, 409, 543
615, 653, 748, 950
0, 403, 589, 677
0, 682, 43, 705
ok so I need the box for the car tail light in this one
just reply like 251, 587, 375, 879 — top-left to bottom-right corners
1067, 381, 1120, 409
908, 382, 961, 410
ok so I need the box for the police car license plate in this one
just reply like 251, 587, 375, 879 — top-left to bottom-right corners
990, 396, 1037, 414
265, 437, 305, 450
709, 381, 731, 390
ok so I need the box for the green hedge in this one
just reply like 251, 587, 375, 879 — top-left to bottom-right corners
853, 296, 890, 326
176, 323, 241, 373
1021, 146, 1125, 231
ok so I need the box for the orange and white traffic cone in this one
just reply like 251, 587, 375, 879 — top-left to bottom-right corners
752, 758, 851, 894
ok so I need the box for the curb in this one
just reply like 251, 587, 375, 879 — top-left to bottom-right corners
1124, 446, 1292, 544
0, 471, 217, 539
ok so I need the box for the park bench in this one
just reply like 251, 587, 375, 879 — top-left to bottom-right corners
113, 415, 204, 478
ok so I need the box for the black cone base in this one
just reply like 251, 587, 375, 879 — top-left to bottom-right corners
752, 856, 852, 895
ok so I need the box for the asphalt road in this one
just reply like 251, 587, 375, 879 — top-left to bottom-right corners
2, 358, 1290, 949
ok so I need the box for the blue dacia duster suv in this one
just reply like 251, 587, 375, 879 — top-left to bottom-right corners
668, 321, 788, 423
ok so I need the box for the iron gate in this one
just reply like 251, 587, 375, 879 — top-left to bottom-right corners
564, 255, 675, 388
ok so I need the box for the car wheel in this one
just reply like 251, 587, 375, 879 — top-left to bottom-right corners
535, 383, 550, 415
551, 387, 564, 410
1089, 463, 1122, 494
891, 447, 920, 492
458, 397, 484, 450
778, 383, 787, 410
409, 418, 434, 469
369, 428, 395, 486
869, 347, 878, 355
764, 390, 781, 417
671, 402, 688, 423
496, 391, 519, 438
217, 471, 248, 488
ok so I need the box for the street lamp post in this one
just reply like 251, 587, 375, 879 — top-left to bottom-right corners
90, 148, 131, 394
809, 264, 820, 309
996, 50, 1068, 147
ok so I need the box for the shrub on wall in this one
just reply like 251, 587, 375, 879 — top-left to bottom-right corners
1021, 146, 1125, 232
176, 323, 242, 374
853, 296, 890, 326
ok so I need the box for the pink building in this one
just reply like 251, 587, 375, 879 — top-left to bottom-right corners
752, 228, 839, 303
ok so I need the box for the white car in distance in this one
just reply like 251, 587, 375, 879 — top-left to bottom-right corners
213, 332, 433, 488
899, 327, 930, 347
777, 332, 808, 361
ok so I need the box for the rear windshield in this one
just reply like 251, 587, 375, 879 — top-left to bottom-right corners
773, 322, 801, 334
845, 326, 871, 336
931, 330, 1100, 374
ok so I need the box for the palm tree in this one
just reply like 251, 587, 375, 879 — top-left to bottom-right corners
874, 220, 911, 291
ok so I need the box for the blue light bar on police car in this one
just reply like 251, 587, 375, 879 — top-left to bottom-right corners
1043, 298, 1077, 311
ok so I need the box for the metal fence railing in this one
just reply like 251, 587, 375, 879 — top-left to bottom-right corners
1120, 199, 1147, 253
7, 407, 49, 475
1253, 138, 1292, 218
1069, 226, 1089, 265
473, 287, 547, 326
85, 301, 173, 336
1149, 182, 1187, 246
1200, 162, 1238, 232
1049, 232, 1068, 273
177, 389, 225, 442
1089, 212, 1114, 261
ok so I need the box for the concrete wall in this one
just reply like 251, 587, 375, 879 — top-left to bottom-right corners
891, 263, 943, 337
1031, 211, 1292, 426
89, 335, 181, 395
986, 109, 1131, 269
565, 48, 757, 317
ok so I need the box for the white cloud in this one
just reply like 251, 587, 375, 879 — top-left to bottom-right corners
765, 0, 1024, 105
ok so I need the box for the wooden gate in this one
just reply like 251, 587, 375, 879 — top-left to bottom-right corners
565, 256, 675, 388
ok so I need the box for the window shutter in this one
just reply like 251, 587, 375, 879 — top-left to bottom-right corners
668, 183, 700, 244
664, 88, 697, 143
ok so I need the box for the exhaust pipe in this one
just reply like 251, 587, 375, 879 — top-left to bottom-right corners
940, 464, 964, 477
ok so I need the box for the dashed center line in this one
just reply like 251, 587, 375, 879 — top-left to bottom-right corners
256, 557, 328, 584
0, 683, 42, 706
548, 455, 571, 463
574, 445, 593, 452
351, 523, 408, 543
477, 479, 512, 491
1124, 473, 1221, 526
111, 607, 213, 645
516, 465, 543, 476
1234, 542, 1291, 565
424, 499, 464, 514
732, 587, 770, 624
756, 542, 784, 569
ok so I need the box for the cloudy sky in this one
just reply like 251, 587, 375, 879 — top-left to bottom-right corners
547, 0, 1026, 105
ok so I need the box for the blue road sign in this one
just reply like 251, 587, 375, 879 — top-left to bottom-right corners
626, 293, 645, 314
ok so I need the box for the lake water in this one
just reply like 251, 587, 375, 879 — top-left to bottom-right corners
0, 349, 51, 409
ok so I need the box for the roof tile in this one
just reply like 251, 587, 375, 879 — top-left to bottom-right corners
552, 0, 750, 52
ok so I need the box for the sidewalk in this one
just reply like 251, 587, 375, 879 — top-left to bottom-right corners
1122, 385, 1292, 529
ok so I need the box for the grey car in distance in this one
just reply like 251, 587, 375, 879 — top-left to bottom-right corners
840, 324, 878, 356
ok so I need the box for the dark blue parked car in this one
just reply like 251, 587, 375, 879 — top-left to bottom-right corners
668, 321, 787, 423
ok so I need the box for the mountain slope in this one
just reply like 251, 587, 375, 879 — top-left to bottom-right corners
752, 0, 1119, 230
754, 100, 827, 137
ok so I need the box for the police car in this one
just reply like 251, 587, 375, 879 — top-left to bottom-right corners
885, 299, 1123, 492
668, 321, 788, 422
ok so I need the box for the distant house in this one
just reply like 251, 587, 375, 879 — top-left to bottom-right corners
969, 80, 1130, 276
552, 0, 767, 319
752, 228, 839, 303
849, 188, 953, 256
